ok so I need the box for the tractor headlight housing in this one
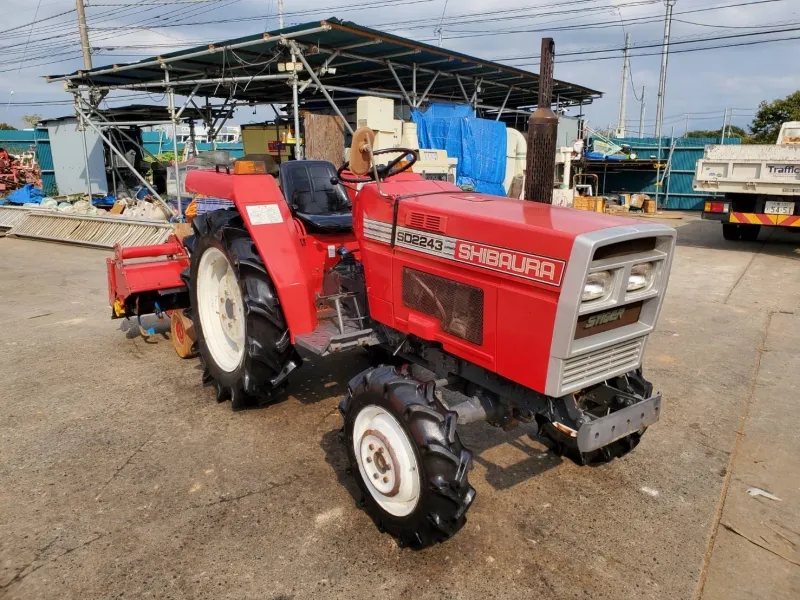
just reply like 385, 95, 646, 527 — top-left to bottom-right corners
582, 271, 613, 303
627, 262, 655, 293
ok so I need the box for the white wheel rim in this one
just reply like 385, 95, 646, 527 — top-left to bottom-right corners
353, 405, 421, 517
196, 246, 246, 373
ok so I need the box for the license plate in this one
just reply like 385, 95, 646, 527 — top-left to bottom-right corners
764, 200, 794, 215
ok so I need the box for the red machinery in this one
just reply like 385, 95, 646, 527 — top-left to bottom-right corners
107, 129, 676, 548
0, 148, 41, 193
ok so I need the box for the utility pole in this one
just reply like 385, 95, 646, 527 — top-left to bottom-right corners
684, 112, 690, 137
639, 86, 646, 139
654, 0, 676, 139
278, 0, 285, 29
615, 33, 631, 138
75, 0, 92, 70
720, 108, 729, 143
436, 0, 450, 48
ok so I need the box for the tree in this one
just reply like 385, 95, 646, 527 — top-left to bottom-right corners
686, 126, 747, 140
21, 114, 42, 129
749, 91, 800, 144
0, 122, 17, 130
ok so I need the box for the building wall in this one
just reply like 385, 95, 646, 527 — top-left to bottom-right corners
591, 136, 741, 210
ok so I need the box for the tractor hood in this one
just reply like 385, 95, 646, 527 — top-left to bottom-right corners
361, 179, 641, 289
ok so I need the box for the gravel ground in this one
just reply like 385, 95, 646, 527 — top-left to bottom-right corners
1, 216, 798, 599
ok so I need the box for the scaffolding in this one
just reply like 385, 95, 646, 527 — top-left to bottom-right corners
47, 18, 602, 220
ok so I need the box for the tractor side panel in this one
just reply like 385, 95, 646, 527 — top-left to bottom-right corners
495, 287, 559, 393
391, 251, 498, 371
351, 182, 399, 328
187, 170, 319, 338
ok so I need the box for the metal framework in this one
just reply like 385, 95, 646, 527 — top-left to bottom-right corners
47, 18, 602, 219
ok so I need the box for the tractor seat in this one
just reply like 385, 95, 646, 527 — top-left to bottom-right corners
279, 160, 352, 233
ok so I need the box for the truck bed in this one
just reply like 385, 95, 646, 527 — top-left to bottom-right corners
694, 144, 800, 196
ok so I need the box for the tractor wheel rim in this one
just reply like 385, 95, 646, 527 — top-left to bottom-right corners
174, 317, 185, 344
197, 246, 245, 373
353, 405, 420, 517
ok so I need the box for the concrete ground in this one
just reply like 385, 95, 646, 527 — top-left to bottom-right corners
1, 216, 798, 600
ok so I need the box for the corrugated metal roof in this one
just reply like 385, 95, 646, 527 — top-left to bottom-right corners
46, 18, 601, 110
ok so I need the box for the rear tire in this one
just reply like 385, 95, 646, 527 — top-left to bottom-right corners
739, 225, 760, 241
722, 223, 741, 240
189, 209, 301, 410
340, 366, 475, 549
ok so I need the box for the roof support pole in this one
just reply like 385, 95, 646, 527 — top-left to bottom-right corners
455, 76, 470, 104
386, 61, 413, 108
309, 84, 403, 100
70, 73, 294, 93
75, 105, 173, 216
164, 66, 184, 221
412, 63, 418, 107
495, 88, 512, 121
470, 78, 482, 108
299, 50, 340, 94
417, 71, 440, 106
291, 48, 303, 159
208, 98, 237, 148
77, 96, 163, 182
175, 83, 202, 121
292, 44, 354, 136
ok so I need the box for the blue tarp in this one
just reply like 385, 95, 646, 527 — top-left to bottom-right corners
412, 103, 507, 196
2, 184, 44, 205
93, 194, 116, 207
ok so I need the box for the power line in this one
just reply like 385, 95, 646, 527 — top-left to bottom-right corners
424, 0, 789, 42
0, 8, 76, 36
510, 32, 800, 69
500, 24, 800, 64
13, 0, 45, 74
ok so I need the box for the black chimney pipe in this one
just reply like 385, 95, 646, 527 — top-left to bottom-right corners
524, 38, 558, 204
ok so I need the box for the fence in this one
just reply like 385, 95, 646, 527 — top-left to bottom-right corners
141, 131, 244, 159
591, 136, 742, 210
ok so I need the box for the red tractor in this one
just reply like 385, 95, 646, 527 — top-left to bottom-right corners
108, 128, 676, 548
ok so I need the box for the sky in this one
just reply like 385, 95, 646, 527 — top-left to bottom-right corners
2, 0, 799, 136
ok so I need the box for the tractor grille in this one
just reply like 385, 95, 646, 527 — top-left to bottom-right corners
561, 337, 644, 391
402, 267, 484, 345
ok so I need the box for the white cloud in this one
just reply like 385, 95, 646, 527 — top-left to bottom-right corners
2, 0, 799, 131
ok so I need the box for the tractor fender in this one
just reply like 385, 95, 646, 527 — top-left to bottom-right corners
186, 170, 318, 339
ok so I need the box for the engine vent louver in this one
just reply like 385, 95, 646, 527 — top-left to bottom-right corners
406, 211, 445, 233
402, 267, 483, 345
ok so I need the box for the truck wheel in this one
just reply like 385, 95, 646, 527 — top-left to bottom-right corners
340, 366, 476, 549
739, 225, 760, 241
189, 210, 301, 410
722, 224, 741, 240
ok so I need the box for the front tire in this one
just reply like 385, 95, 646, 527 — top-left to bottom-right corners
340, 366, 475, 549
189, 209, 301, 410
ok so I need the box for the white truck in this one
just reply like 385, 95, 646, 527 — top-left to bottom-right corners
694, 122, 800, 240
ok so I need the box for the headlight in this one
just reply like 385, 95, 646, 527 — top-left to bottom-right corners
627, 262, 655, 293
582, 271, 612, 302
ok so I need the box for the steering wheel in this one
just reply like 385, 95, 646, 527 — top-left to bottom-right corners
337, 147, 418, 183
